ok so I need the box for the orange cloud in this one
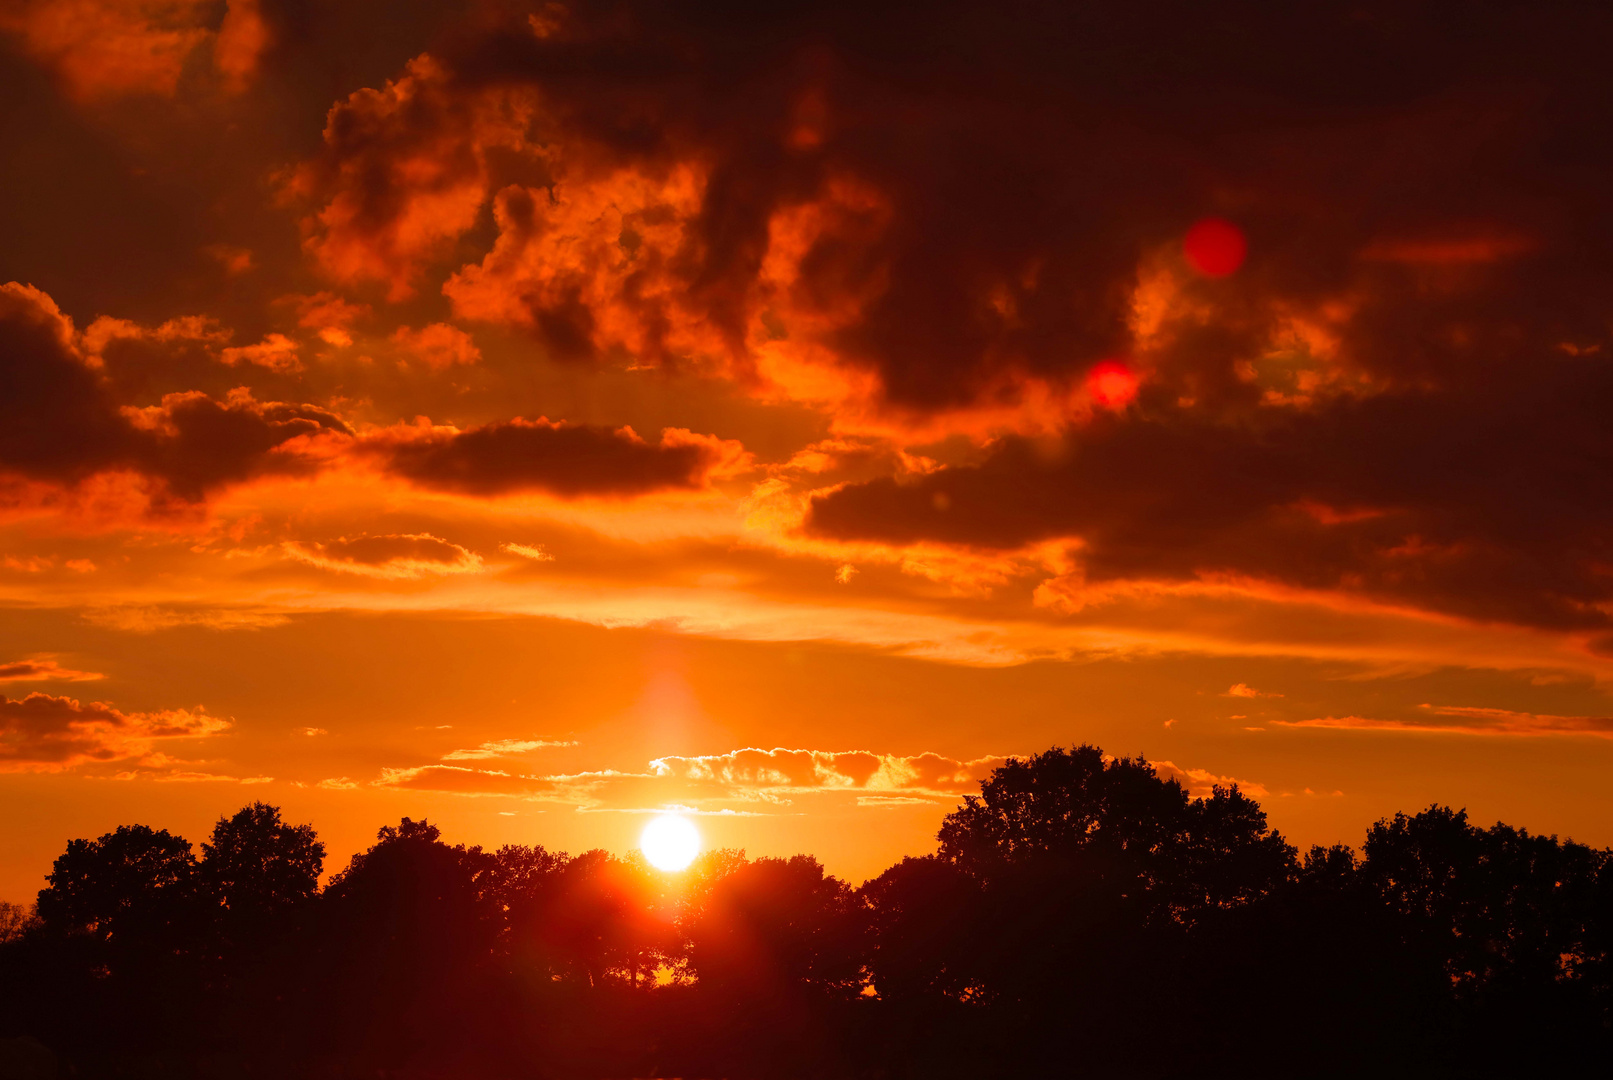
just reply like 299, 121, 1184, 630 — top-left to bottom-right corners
1150, 758, 1268, 798
1276, 705, 1613, 738
0, 658, 104, 683
0, 692, 228, 772
213, 0, 269, 93
285, 55, 540, 299
365, 418, 748, 498
648, 747, 1010, 801
282, 533, 483, 580
390, 323, 481, 370
221, 333, 302, 374
445, 163, 716, 367
442, 738, 577, 761
0, 0, 212, 100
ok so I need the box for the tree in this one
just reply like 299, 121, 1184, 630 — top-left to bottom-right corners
315, 817, 503, 1059
199, 802, 324, 924
937, 746, 1296, 921
685, 855, 867, 1002
35, 825, 196, 946
1362, 806, 1605, 991
861, 856, 981, 1002
0, 900, 37, 945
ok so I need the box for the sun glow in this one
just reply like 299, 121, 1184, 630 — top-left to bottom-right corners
640, 813, 701, 871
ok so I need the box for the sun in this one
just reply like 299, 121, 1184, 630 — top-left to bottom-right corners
640, 813, 701, 871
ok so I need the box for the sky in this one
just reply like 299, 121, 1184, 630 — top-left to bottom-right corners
4, 0, 1613, 901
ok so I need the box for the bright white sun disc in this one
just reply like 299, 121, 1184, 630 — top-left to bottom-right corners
640, 813, 700, 871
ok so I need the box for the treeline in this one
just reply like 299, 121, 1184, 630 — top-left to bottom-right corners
3, 746, 1613, 1078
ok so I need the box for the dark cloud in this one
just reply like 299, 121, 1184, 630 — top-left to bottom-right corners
273, 0, 1611, 413
0, 283, 350, 503
0, 691, 227, 772
0, 283, 143, 481
369, 418, 742, 497
807, 365, 1613, 631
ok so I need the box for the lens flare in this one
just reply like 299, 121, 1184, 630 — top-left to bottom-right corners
1183, 217, 1247, 277
640, 813, 701, 871
1088, 360, 1138, 408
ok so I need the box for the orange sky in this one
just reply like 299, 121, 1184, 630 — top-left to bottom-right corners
5, 0, 1613, 902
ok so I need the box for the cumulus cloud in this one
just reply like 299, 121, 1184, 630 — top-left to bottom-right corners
372, 764, 630, 799
0, 692, 229, 772
354, 746, 1270, 816
220, 333, 301, 374
282, 54, 541, 299
0, 284, 349, 503
246, 0, 1613, 639
390, 323, 481, 370
366, 418, 748, 498
283, 533, 483, 579
648, 747, 1009, 801
354, 748, 1007, 806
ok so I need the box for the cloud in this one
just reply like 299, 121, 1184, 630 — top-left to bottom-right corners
0, 0, 272, 101
856, 795, 939, 808
0, 658, 104, 683
283, 534, 483, 579
0, 692, 229, 772
0, 0, 213, 100
805, 383, 1613, 633
390, 323, 481, 370
221, 0, 1613, 639
648, 747, 1009, 800
221, 333, 301, 374
442, 738, 576, 761
366, 418, 748, 498
500, 542, 554, 562
1225, 683, 1281, 699
282, 55, 540, 300
373, 764, 606, 799
1149, 759, 1268, 799
355, 746, 1267, 817
1276, 706, 1613, 739
443, 163, 717, 368
358, 747, 1006, 806
0, 284, 350, 504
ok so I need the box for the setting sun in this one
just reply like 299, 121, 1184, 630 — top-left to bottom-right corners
640, 813, 701, 871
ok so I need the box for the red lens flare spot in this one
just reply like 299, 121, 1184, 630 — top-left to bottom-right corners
1088, 360, 1137, 408
1183, 217, 1247, 277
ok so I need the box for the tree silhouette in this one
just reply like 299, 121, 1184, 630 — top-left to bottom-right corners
5, 751, 1613, 1078
199, 802, 324, 925
0, 901, 36, 945
685, 854, 866, 1001
861, 856, 980, 1002
35, 824, 196, 947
